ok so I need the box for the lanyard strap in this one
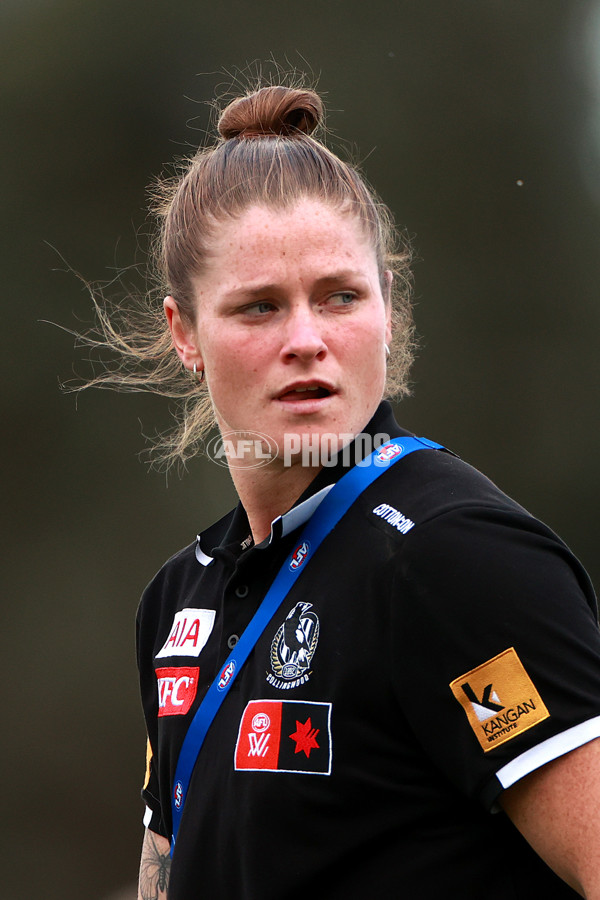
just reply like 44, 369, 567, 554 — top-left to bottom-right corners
170, 436, 443, 849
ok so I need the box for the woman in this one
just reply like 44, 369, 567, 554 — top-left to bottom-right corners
126, 86, 600, 898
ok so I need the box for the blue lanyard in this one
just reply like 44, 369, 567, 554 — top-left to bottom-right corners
170, 436, 443, 850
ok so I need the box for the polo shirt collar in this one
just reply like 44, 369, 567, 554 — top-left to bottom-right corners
194, 484, 335, 566
195, 400, 407, 566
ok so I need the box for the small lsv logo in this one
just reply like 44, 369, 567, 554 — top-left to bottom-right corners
289, 541, 310, 571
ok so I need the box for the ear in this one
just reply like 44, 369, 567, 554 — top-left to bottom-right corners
382, 270, 393, 345
163, 296, 203, 371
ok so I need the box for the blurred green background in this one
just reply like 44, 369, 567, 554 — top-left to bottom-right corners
3, 1, 599, 897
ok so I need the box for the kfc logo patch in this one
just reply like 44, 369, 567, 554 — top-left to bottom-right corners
156, 666, 199, 716
235, 699, 332, 774
155, 608, 216, 658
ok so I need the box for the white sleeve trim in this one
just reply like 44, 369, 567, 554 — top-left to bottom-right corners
496, 714, 600, 790
143, 804, 153, 827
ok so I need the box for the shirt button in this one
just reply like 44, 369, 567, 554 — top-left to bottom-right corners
227, 634, 240, 649
235, 584, 249, 598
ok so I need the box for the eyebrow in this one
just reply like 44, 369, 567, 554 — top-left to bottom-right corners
222, 270, 371, 300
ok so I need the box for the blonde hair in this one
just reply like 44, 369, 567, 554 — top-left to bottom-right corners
75, 84, 415, 467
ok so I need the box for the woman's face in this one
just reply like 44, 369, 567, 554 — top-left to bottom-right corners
174, 198, 392, 464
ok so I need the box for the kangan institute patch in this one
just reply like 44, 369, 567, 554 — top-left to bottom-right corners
450, 647, 549, 752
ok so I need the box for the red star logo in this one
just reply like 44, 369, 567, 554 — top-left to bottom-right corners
289, 717, 320, 758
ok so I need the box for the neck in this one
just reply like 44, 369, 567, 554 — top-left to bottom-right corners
229, 459, 323, 544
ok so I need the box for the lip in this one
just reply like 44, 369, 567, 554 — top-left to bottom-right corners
275, 380, 338, 403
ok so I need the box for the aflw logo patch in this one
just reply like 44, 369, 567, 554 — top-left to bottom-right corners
235, 699, 332, 774
155, 608, 216, 658
450, 647, 549, 752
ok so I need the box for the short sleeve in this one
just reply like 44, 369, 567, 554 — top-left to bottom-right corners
391, 503, 600, 809
137, 583, 170, 839
141, 736, 169, 837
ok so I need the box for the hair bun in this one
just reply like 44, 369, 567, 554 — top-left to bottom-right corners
218, 86, 323, 140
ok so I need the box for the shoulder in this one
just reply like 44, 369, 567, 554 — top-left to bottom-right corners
360, 445, 531, 545
359, 444, 595, 609
385, 445, 528, 519
138, 540, 198, 609
136, 507, 235, 628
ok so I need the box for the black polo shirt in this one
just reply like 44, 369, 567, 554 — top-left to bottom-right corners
137, 402, 600, 899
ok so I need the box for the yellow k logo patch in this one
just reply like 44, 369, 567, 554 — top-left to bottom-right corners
450, 647, 549, 752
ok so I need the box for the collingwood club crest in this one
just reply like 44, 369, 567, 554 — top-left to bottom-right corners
266, 602, 320, 690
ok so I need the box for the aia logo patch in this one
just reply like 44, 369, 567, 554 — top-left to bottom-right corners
234, 699, 332, 774
155, 608, 216, 659
289, 540, 310, 571
267, 601, 320, 690
156, 667, 199, 717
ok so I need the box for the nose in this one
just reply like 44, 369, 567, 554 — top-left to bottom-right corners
280, 305, 327, 363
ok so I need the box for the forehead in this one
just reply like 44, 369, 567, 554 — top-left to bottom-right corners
202, 199, 378, 286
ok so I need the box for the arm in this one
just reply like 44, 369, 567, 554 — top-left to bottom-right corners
501, 737, 600, 898
137, 828, 171, 900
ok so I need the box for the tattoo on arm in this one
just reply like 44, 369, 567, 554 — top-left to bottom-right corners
139, 829, 171, 900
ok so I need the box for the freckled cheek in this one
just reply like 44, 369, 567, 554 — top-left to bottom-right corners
334, 323, 385, 363
205, 336, 268, 386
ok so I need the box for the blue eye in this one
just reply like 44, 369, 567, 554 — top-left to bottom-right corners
244, 301, 276, 316
331, 292, 355, 306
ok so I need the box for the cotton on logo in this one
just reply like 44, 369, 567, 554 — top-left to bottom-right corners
155, 608, 216, 659
156, 667, 199, 717
375, 442, 404, 463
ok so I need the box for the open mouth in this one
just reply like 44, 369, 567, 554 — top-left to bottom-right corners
278, 385, 333, 402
